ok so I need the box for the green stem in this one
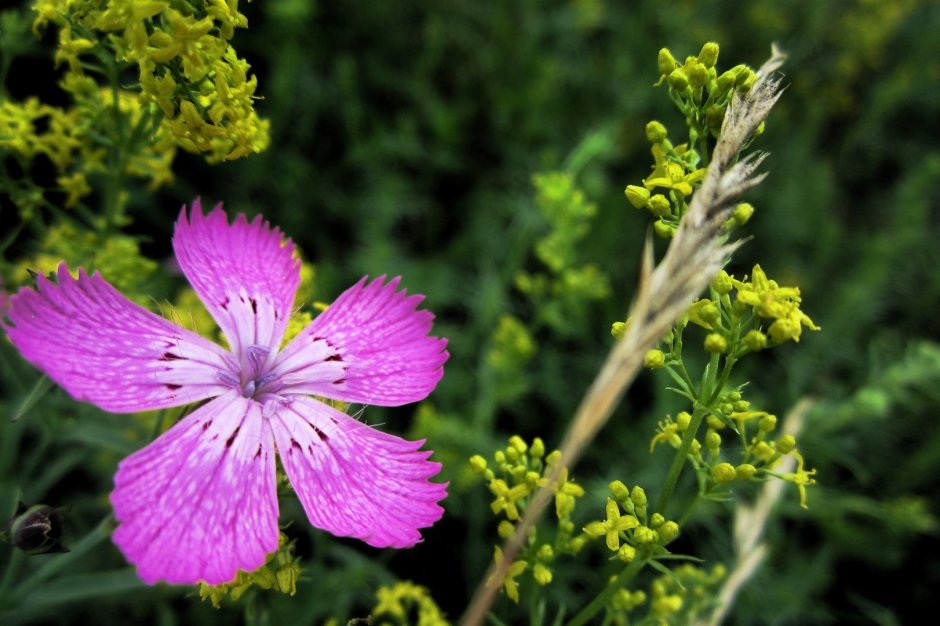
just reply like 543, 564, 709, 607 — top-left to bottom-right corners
655, 407, 707, 516
566, 558, 647, 626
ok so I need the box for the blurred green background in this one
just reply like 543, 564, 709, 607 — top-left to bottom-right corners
2, 0, 939, 624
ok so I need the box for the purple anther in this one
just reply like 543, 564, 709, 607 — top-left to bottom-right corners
247, 345, 270, 375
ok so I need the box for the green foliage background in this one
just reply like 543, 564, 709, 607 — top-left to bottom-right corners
2, 0, 939, 624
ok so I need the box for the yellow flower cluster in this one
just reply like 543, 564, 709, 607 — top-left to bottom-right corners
32, 0, 269, 165
732, 264, 821, 344
372, 580, 450, 626
198, 533, 301, 608
470, 436, 586, 603
582, 483, 679, 563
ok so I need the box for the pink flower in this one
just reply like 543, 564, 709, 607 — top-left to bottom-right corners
2, 200, 449, 585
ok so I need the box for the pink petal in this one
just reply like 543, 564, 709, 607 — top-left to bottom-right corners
2, 264, 230, 413
271, 396, 446, 548
172, 200, 300, 364
111, 391, 279, 585
273, 276, 448, 406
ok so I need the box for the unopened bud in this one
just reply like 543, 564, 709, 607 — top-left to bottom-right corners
645, 120, 668, 143
2, 503, 68, 555
698, 42, 719, 68
657, 48, 677, 76
712, 462, 736, 483
625, 185, 650, 208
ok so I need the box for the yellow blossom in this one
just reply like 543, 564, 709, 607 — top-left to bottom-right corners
782, 451, 817, 509
583, 498, 639, 551
489, 547, 527, 604
489, 479, 530, 521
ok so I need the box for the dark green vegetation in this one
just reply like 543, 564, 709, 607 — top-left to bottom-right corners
2, 1, 938, 624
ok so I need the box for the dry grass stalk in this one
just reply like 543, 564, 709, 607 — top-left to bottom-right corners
461, 46, 788, 626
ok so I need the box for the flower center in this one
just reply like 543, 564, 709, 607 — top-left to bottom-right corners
217, 344, 278, 400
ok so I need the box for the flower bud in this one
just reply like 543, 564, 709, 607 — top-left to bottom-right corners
704, 333, 727, 354
735, 463, 757, 480
688, 63, 708, 89
707, 414, 725, 430
769, 318, 800, 343
611, 321, 627, 339
634, 526, 657, 544
530, 437, 545, 458
653, 220, 675, 239
643, 349, 666, 369
508, 435, 527, 454
743, 330, 767, 351
469, 455, 488, 474
533, 563, 553, 585
706, 430, 721, 451
609, 480, 630, 502
733, 400, 750, 412
617, 544, 637, 562
759, 414, 778, 432
645, 120, 668, 143
648, 194, 671, 217
716, 70, 736, 92
698, 42, 719, 68
630, 485, 647, 507
668, 68, 689, 92
625, 185, 650, 208
705, 104, 725, 131
712, 462, 736, 483
2, 503, 68, 555
676, 411, 691, 431
498, 520, 515, 539
712, 270, 733, 295
649, 513, 665, 529
275, 562, 300, 595
657, 48, 677, 76
733, 202, 755, 225
545, 450, 562, 467
776, 435, 797, 454
657, 520, 680, 542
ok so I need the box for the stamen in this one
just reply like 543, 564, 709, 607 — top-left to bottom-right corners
247, 345, 270, 375
241, 380, 256, 398
217, 371, 239, 387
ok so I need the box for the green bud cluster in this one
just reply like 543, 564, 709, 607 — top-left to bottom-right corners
199, 533, 301, 608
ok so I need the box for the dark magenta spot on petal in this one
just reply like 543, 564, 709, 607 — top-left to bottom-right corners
325, 354, 343, 362
165, 384, 182, 391
225, 425, 241, 448
160, 352, 184, 361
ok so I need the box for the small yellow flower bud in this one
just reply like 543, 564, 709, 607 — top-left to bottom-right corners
759, 414, 777, 432
712, 462, 736, 483
658, 521, 680, 542
537, 544, 554, 561
545, 450, 562, 467
733, 202, 755, 225
630, 486, 647, 507
735, 463, 757, 480
668, 68, 689, 92
644, 349, 666, 369
755, 121, 766, 136
559, 519, 575, 534
727, 391, 742, 401
706, 430, 721, 450
707, 414, 725, 430
508, 435, 527, 454
690, 439, 702, 455
777, 435, 797, 454
743, 330, 768, 351
634, 526, 657, 544
740, 70, 757, 91
611, 321, 627, 338
625, 185, 650, 208
716, 69, 736, 92
712, 269, 733, 295
469, 455, 488, 474
529, 437, 545, 458
505, 447, 520, 463
498, 520, 515, 539
533, 563, 553, 585
645, 120, 668, 143
733, 400, 750, 412
653, 220, 675, 239
484, 469, 495, 481
676, 411, 691, 431
704, 333, 727, 354
698, 42, 719, 68
617, 544, 637, 563
657, 48, 677, 76
648, 194, 671, 217
699, 302, 721, 325
494, 451, 506, 464
649, 513, 665, 529
609, 480, 630, 502
525, 471, 541, 486
688, 63, 708, 89
653, 594, 683, 615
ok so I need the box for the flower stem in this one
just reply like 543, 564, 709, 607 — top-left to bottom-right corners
655, 407, 707, 516
566, 557, 647, 626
